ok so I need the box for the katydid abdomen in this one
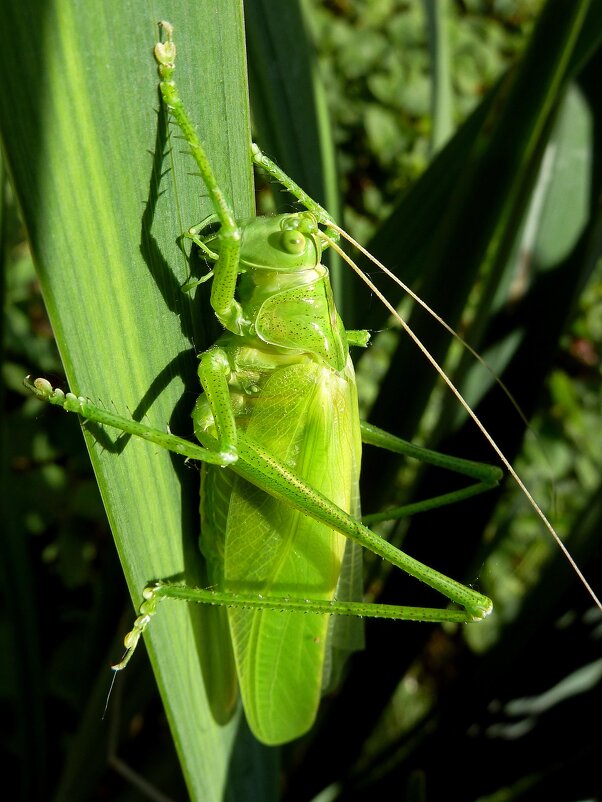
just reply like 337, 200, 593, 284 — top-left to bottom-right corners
193, 246, 362, 744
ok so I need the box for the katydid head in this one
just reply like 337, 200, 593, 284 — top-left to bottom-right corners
185, 212, 324, 293
238, 212, 323, 273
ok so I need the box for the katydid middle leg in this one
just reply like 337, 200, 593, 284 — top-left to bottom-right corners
360, 421, 503, 524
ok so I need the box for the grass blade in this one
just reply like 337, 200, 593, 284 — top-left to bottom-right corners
0, 3, 273, 799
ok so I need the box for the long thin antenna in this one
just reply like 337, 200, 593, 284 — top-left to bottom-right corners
330, 221, 531, 428
321, 230, 602, 612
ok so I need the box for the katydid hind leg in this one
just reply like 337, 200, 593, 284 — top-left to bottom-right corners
109, 421, 492, 685
232, 433, 492, 619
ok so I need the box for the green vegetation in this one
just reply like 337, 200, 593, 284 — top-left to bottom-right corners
1, 1, 600, 800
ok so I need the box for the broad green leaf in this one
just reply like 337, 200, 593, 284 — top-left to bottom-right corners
0, 2, 276, 800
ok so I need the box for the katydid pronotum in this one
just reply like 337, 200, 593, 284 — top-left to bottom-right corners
25, 20, 600, 746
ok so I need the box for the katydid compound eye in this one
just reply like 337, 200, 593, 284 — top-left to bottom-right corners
281, 229, 306, 254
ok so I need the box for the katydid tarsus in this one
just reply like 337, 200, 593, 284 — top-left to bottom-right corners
25, 20, 601, 747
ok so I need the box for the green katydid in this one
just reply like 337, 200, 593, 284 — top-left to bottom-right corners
24, 20, 599, 747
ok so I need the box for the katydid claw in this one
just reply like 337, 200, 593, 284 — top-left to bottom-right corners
469, 597, 493, 621
111, 585, 161, 671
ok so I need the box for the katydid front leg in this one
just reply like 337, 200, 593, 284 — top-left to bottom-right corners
156, 23, 247, 336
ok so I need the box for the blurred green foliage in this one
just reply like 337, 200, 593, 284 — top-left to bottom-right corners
306, 0, 544, 240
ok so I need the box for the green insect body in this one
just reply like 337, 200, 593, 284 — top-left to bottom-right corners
193, 212, 363, 742
26, 22, 502, 748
